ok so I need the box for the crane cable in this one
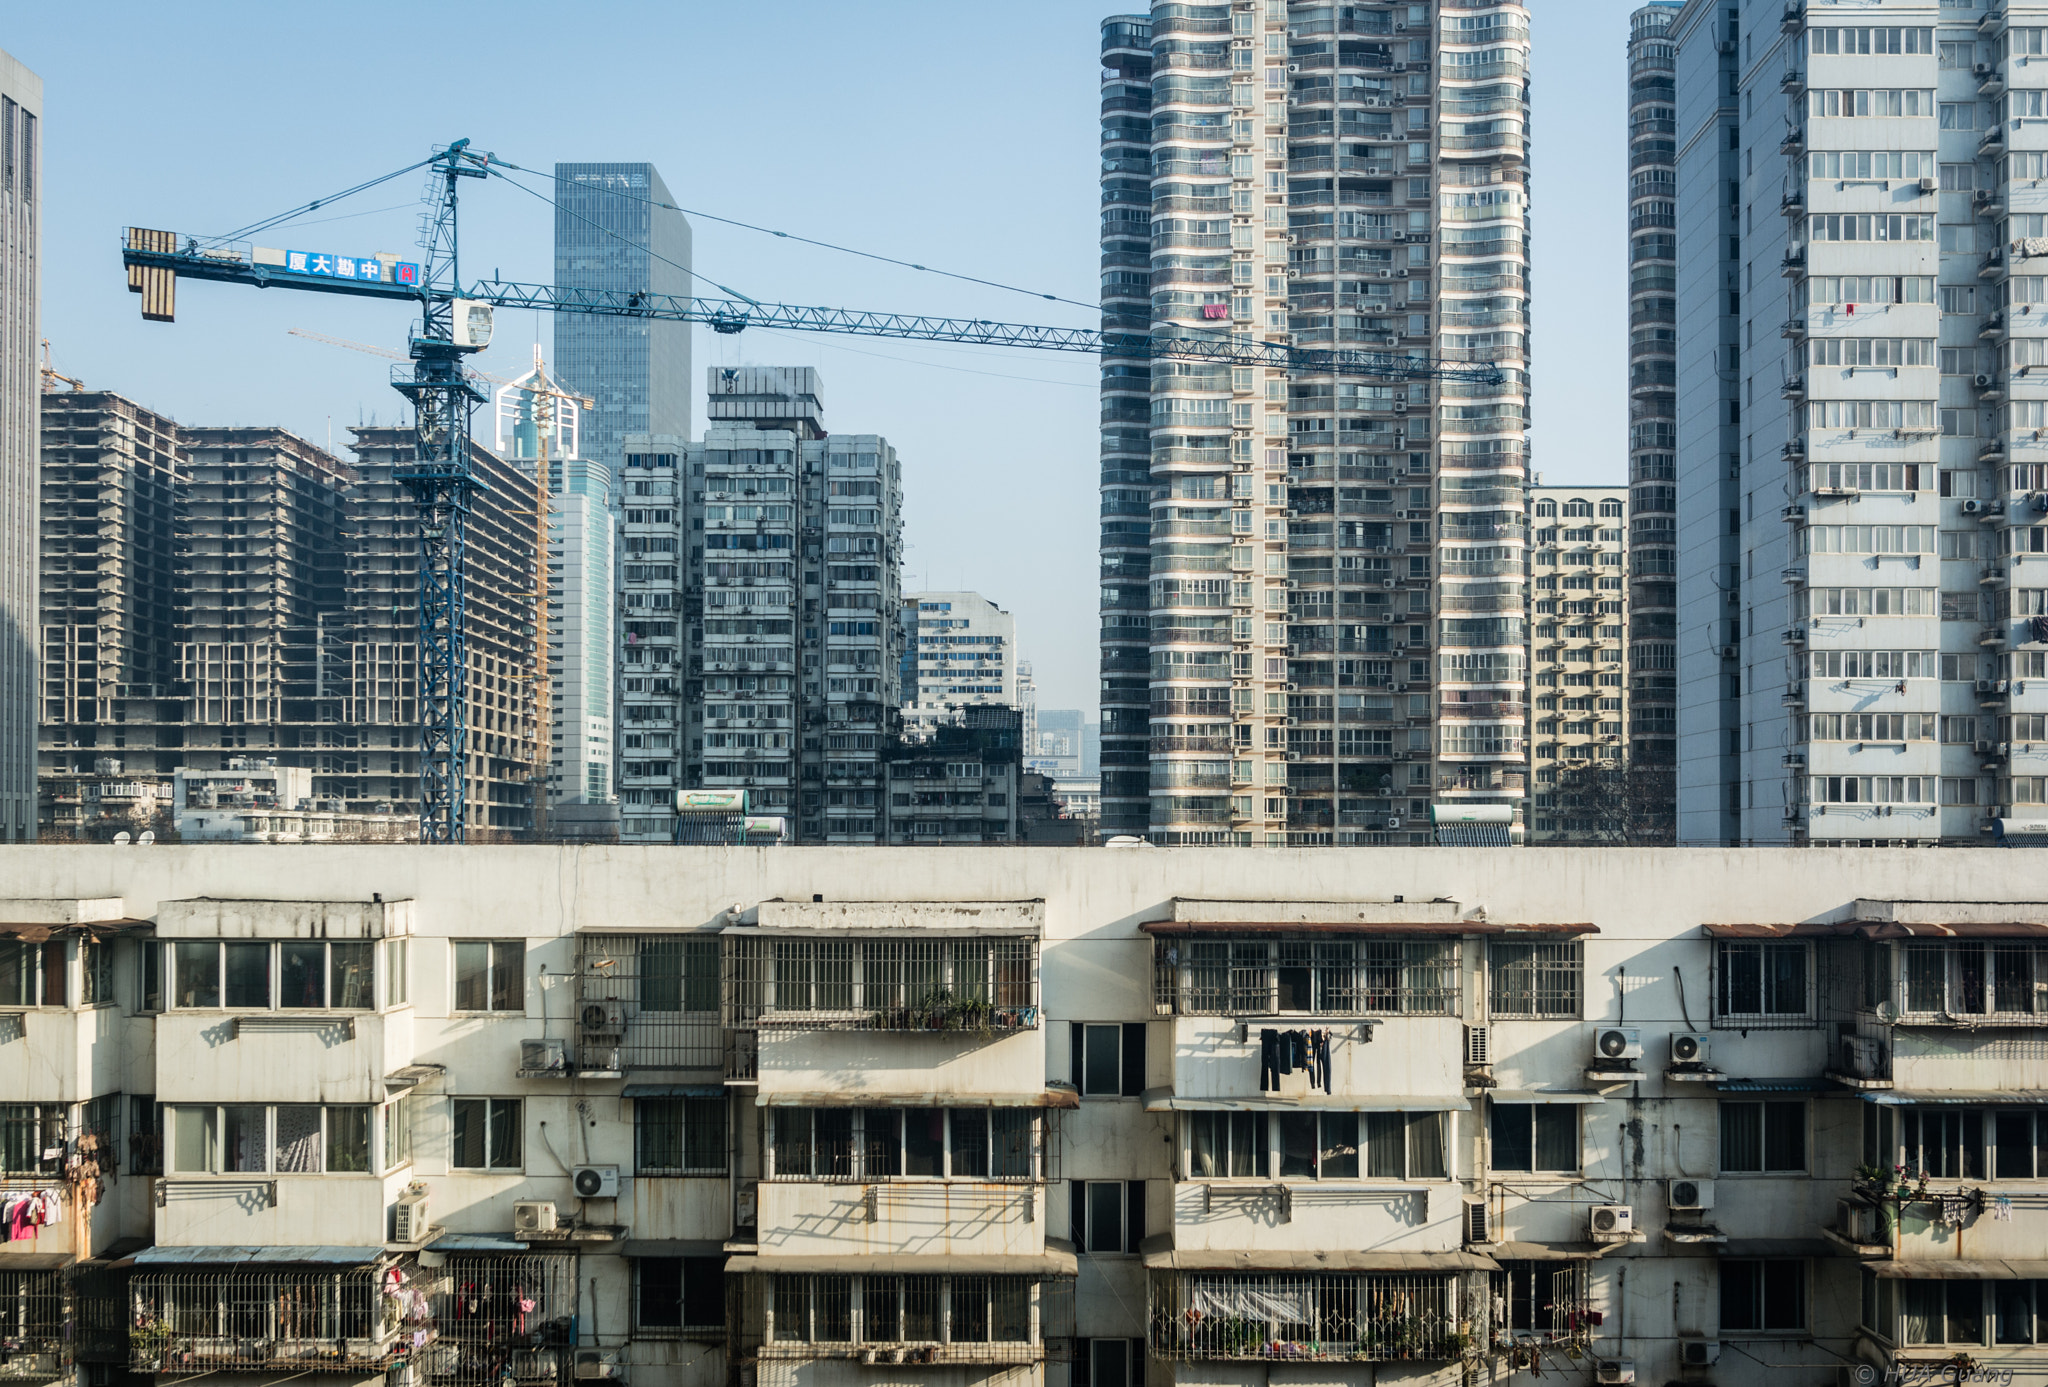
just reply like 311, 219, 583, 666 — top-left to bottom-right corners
199, 155, 441, 248
487, 160, 1095, 313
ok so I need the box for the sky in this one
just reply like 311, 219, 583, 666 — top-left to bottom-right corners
8, 0, 1644, 716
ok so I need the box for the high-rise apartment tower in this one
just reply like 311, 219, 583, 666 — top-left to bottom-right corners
615, 368, 904, 844
1675, 0, 2048, 845
1627, 3, 1684, 843
552, 163, 693, 472
0, 50, 40, 841
1099, 0, 1533, 846
1526, 485, 1631, 842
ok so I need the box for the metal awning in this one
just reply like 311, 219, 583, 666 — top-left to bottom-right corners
726, 1250, 1078, 1277
622, 1084, 728, 1099
1488, 1090, 1608, 1105
1490, 1243, 1606, 1262
759, 1089, 1079, 1109
1703, 920, 2048, 941
1143, 1249, 1498, 1273
1861, 1090, 2048, 1106
1142, 920, 1593, 937
1143, 1089, 1467, 1113
133, 1245, 385, 1266
1718, 1079, 1835, 1093
0, 918, 150, 941
1872, 1260, 2048, 1279
0, 1253, 74, 1270
622, 1241, 726, 1259
1700, 922, 1837, 939
383, 1064, 444, 1093
427, 1234, 529, 1253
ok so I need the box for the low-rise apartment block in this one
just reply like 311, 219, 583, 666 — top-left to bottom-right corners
2, 847, 2047, 1387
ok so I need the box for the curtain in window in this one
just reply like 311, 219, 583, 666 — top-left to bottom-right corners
1408, 1112, 1446, 1179
1363, 1112, 1404, 1178
1721, 1103, 1762, 1172
273, 1105, 322, 1172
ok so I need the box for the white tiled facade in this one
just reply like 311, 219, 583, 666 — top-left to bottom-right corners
5, 846, 2048, 1387
902, 591, 1022, 740
1676, 0, 2048, 845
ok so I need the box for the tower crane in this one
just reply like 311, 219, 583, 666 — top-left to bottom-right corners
122, 137, 1503, 845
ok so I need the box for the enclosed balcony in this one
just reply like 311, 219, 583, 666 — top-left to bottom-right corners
0, 1268, 63, 1383
727, 1266, 1075, 1370
1146, 1264, 1493, 1364
128, 1254, 439, 1377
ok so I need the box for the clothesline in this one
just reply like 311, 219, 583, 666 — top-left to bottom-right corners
1259, 1027, 1335, 1095
0, 1188, 63, 1241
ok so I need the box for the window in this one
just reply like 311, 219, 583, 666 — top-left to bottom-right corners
1900, 942, 2042, 1017
1073, 1338, 1142, 1387
1072, 1180, 1147, 1254
1161, 936, 1458, 1016
1186, 1111, 1262, 1178
770, 1275, 1038, 1348
166, 1103, 372, 1174
383, 1096, 412, 1170
1490, 1103, 1579, 1173
1719, 1101, 1806, 1173
633, 1256, 726, 1333
1073, 1022, 1146, 1097
1721, 1260, 1806, 1333
138, 939, 161, 1012
1715, 942, 1810, 1021
384, 939, 409, 1006
450, 1098, 522, 1170
0, 1105, 64, 1174
0, 939, 64, 1007
635, 1097, 728, 1175
768, 1108, 1038, 1180
454, 941, 525, 1012
163, 940, 375, 1010
80, 939, 113, 1005
1488, 941, 1583, 1018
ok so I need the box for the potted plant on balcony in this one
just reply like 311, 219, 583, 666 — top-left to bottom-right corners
129, 1319, 175, 1371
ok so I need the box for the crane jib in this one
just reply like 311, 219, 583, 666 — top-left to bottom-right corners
117, 241, 1504, 387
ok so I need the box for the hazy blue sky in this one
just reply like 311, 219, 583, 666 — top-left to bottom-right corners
8, 0, 1641, 714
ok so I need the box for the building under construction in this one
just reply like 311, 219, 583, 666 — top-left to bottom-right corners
34, 391, 543, 839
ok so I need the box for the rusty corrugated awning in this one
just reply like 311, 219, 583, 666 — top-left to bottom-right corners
1142, 920, 1594, 937
1872, 1260, 2048, 1279
0, 918, 150, 942
1703, 919, 2048, 940
758, 1088, 1079, 1110
1142, 1248, 1498, 1273
1699, 922, 1838, 939
726, 1249, 1078, 1277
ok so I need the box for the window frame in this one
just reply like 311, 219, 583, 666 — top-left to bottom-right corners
164, 1101, 376, 1176
1072, 1179, 1147, 1256
766, 1106, 1041, 1182
1717, 1099, 1808, 1175
161, 939, 378, 1012
1179, 1109, 1449, 1182
1156, 934, 1460, 1017
1719, 1259, 1808, 1335
449, 1096, 524, 1172
0, 1104, 67, 1175
0, 938, 68, 1009
1487, 940, 1584, 1019
632, 1255, 728, 1336
452, 940, 526, 1014
634, 1096, 730, 1176
1488, 1102, 1581, 1175
1712, 941, 1815, 1027
1072, 1022, 1147, 1098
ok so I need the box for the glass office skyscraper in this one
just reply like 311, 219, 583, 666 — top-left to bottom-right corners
552, 163, 694, 468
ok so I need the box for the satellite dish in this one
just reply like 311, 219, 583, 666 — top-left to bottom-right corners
137, 831, 156, 846
112, 831, 132, 845
1874, 1001, 1897, 1023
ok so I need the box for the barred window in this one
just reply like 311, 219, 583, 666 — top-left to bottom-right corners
1149, 1272, 1461, 1362
1158, 936, 1458, 1016
0, 1105, 63, 1174
633, 1256, 726, 1334
1487, 941, 1583, 1019
1901, 942, 2043, 1018
635, 1097, 728, 1175
1715, 942, 1811, 1022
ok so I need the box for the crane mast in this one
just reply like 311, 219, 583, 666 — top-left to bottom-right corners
120, 136, 1507, 845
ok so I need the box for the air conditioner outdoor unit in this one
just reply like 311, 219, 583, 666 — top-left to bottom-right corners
1919, 176, 1939, 192
1717, 645, 1739, 660
1595, 1359, 1636, 1384
1385, 815, 1402, 830
1679, 1341, 1721, 1368
1669, 1178, 1714, 1212
1594, 1027, 1642, 1062
1976, 373, 1997, 389
580, 1000, 626, 1037
573, 1352, 623, 1382
1465, 1024, 1490, 1066
1669, 1032, 1710, 1066
393, 1188, 431, 1243
1964, 499, 1983, 514
573, 1165, 621, 1199
521, 1038, 569, 1076
1590, 1205, 1634, 1238
513, 1200, 558, 1235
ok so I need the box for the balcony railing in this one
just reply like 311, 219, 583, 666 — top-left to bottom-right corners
130, 1262, 440, 1377
727, 935, 1040, 1033
1149, 1272, 1472, 1363
575, 933, 727, 1072
730, 1274, 1074, 1367
0, 1270, 63, 1383
1151, 935, 1460, 1017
